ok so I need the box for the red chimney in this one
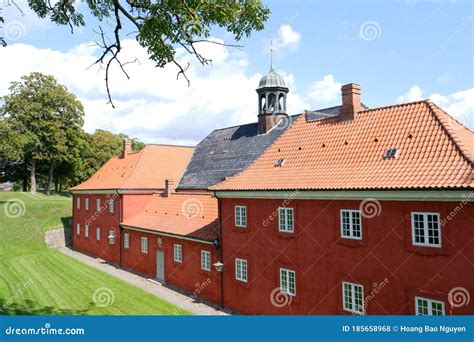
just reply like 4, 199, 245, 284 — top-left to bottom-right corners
340, 83, 361, 121
121, 139, 132, 158
164, 179, 174, 197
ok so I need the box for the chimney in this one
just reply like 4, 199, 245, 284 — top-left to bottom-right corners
340, 83, 361, 121
164, 179, 174, 197
121, 139, 132, 158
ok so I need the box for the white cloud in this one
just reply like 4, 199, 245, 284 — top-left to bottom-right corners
397, 85, 474, 129
273, 24, 301, 51
307, 74, 342, 106
396, 85, 423, 103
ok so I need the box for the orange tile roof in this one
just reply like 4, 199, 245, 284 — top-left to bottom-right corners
121, 192, 218, 241
212, 100, 473, 191
71, 145, 194, 191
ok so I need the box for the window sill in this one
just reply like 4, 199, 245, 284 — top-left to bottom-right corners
337, 238, 366, 248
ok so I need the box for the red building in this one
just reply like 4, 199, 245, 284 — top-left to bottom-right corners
71, 69, 473, 315
212, 84, 474, 315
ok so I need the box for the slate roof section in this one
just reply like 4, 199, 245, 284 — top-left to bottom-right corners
122, 192, 218, 241
212, 100, 473, 191
71, 145, 194, 191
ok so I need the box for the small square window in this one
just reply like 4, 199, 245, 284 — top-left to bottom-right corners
85, 198, 89, 210
280, 268, 296, 296
76, 223, 80, 235
342, 282, 365, 315
235, 258, 248, 282
201, 250, 211, 271
109, 199, 115, 213
174, 244, 182, 263
96, 227, 101, 241
124, 233, 130, 249
415, 297, 445, 316
141, 237, 148, 254
235, 206, 247, 227
96, 198, 101, 212
278, 208, 294, 233
76, 197, 80, 209
411, 212, 441, 247
85, 224, 89, 238
340, 210, 362, 240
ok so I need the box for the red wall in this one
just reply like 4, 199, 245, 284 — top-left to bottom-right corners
122, 228, 221, 304
220, 197, 474, 315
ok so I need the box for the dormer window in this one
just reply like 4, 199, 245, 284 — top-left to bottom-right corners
384, 148, 398, 158
275, 159, 285, 167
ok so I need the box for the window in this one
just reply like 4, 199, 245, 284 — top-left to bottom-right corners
342, 282, 365, 315
85, 224, 89, 238
280, 268, 296, 296
383, 148, 398, 158
340, 210, 362, 239
415, 297, 445, 316
108, 229, 114, 244
411, 212, 441, 247
76, 197, 80, 209
123, 233, 130, 249
201, 250, 211, 271
141, 237, 148, 254
278, 208, 294, 233
76, 223, 80, 235
96, 227, 101, 241
235, 258, 248, 282
85, 197, 89, 210
174, 244, 182, 262
235, 206, 247, 227
96, 198, 101, 212
109, 199, 115, 213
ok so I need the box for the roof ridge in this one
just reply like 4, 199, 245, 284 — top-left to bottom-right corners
210, 113, 305, 190
146, 144, 195, 148
425, 100, 474, 164
358, 99, 427, 114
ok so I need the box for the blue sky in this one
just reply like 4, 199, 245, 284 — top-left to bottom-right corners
1, 0, 472, 144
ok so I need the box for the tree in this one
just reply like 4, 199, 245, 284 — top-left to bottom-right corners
2, 72, 84, 194
26, 0, 270, 106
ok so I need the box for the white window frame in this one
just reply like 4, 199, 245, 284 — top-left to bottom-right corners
234, 205, 247, 228
201, 250, 211, 271
415, 296, 445, 316
109, 199, 115, 213
411, 212, 441, 247
108, 229, 114, 244
76, 197, 80, 209
141, 237, 148, 254
85, 197, 89, 210
279, 268, 296, 296
85, 224, 89, 238
342, 281, 365, 315
173, 244, 182, 263
123, 233, 130, 249
235, 258, 248, 282
76, 223, 80, 235
96, 198, 101, 212
96, 227, 101, 241
278, 207, 294, 233
340, 209, 362, 240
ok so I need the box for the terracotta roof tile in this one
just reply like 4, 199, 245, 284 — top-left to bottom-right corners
122, 192, 218, 241
71, 145, 194, 190
212, 100, 473, 191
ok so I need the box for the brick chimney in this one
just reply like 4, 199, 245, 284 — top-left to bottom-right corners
121, 139, 132, 158
164, 179, 174, 197
340, 83, 361, 121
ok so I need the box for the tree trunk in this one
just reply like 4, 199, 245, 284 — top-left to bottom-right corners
30, 159, 36, 195
54, 177, 58, 193
59, 177, 63, 192
46, 162, 54, 195
22, 176, 28, 192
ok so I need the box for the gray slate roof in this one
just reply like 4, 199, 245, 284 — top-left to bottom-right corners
177, 106, 344, 190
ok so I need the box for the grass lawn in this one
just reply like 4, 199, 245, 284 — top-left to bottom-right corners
0, 192, 190, 315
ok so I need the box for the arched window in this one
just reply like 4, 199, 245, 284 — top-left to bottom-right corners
268, 93, 276, 113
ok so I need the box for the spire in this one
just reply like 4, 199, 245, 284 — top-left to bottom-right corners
269, 39, 274, 71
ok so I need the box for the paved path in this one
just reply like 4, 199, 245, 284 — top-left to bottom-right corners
59, 247, 229, 316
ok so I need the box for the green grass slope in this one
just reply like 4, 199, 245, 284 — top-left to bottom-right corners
0, 192, 190, 315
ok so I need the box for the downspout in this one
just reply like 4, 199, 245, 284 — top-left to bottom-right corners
117, 190, 123, 268
216, 191, 225, 308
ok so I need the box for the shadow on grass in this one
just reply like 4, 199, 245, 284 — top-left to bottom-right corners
0, 298, 91, 316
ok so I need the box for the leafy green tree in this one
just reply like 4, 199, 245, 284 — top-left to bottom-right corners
26, 0, 270, 105
2, 72, 84, 194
